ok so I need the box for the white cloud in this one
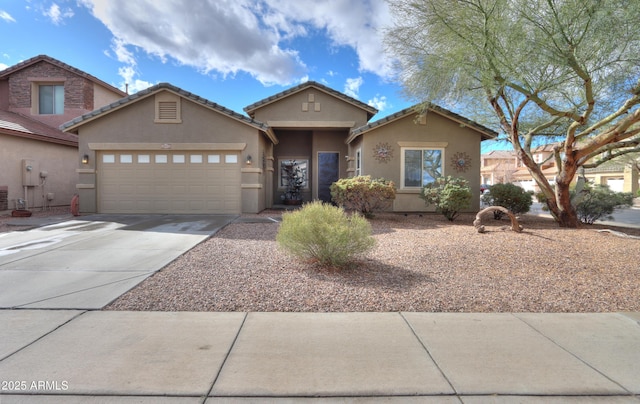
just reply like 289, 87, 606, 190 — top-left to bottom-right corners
0, 10, 16, 23
368, 95, 388, 111
344, 77, 364, 98
0, 63, 8, 71
79, 0, 393, 88
81, 0, 306, 86
117, 65, 154, 94
262, 0, 394, 78
44, 3, 74, 25
110, 38, 136, 66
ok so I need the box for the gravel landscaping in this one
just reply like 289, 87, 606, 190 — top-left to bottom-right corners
105, 211, 640, 313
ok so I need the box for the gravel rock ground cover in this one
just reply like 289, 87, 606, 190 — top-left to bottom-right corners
105, 211, 640, 313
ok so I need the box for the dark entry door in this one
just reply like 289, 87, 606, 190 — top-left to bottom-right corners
318, 152, 339, 203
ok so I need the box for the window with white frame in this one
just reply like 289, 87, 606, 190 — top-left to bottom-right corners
402, 148, 443, 188
355, 148, 362, 176
39, 84, 64, 115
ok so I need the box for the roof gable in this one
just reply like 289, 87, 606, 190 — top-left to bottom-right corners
61, 82, 276, 142
244, 81, 378, 120
348, 104, 498, 142
0, 54, 126, 97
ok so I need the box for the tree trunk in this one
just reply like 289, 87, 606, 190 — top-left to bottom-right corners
549, 179, 579, 228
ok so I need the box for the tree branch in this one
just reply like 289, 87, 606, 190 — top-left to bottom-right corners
576, 108, 640, 159
579, 135, 640, 167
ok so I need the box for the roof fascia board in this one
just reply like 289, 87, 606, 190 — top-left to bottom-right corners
0, 129, 77, 147
267, 120, 356, 128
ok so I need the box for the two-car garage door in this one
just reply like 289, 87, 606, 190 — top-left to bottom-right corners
97, 151, 241, 214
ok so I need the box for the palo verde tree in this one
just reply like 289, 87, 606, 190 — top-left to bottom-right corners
385, 0, 640, 227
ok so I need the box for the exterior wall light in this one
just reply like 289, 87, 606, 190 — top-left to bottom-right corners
246, 155, 252, 165
82, 154, 89, 164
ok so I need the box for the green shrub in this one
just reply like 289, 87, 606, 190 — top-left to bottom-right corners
420, 176, 472, 221
575, 184, 633, 224
483, 183, 533, 219
330, 176, 396, 218
276, 201, 375, 268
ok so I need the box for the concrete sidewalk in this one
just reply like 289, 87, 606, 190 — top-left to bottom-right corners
0, 310, 638, 402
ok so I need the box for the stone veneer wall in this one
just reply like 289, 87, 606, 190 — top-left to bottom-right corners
8, 61, 94, 111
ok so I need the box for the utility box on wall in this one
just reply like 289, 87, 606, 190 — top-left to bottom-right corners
0, 186, 7, 211
22, 159, 39, 186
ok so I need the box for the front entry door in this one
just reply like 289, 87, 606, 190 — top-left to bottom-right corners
318, 152, 339, 203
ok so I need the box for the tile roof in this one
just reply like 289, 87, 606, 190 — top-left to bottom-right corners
482, 150, 517, 158
61, 83, 275, 142
243, 80, 378, 119
349, 104, 498, 141
0, 54, 127, 97
0, 110, 78, 146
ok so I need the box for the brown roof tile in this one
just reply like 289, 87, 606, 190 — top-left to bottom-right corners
0, 110, 78, 146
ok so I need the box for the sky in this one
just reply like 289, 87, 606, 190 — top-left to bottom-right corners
0, 0, 507, 152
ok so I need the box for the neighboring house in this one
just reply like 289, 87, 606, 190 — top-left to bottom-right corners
505, 143, 639, 194
480, 150, 519, 186
510, 144, 557, 192
62, 81, 496, 215
583, 158, 639, 194
0, 55, 126, 211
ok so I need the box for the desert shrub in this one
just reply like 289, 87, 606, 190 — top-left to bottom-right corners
535, 190, 549, 204
420, 176, 472, 221
330, 176, 396, 218
276, 201, 375, 268
575, 184, 633, 224
483, 183, 533, 219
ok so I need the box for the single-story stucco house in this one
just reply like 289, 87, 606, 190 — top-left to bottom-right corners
62, 81, 496, 215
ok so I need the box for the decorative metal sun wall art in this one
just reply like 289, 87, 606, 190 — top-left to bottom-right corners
451, 151, 471, 172
373, 142, 394, 163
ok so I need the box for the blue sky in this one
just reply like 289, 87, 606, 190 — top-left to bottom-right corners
0, 0, 507, 152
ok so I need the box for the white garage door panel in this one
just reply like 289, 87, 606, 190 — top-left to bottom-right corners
98, 151, 241, 214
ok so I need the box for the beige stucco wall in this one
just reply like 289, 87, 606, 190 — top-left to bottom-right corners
250, 88, 371, 129
93, 83, 125, 110
75, 90, 268, 213
354, 111, 483, 212
241, 134, 271, 213
0, 135, 77, 211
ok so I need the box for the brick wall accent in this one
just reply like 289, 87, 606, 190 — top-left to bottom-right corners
8, 61, 94, 111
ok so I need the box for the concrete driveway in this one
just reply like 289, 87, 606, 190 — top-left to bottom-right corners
0, 214, 237, 309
